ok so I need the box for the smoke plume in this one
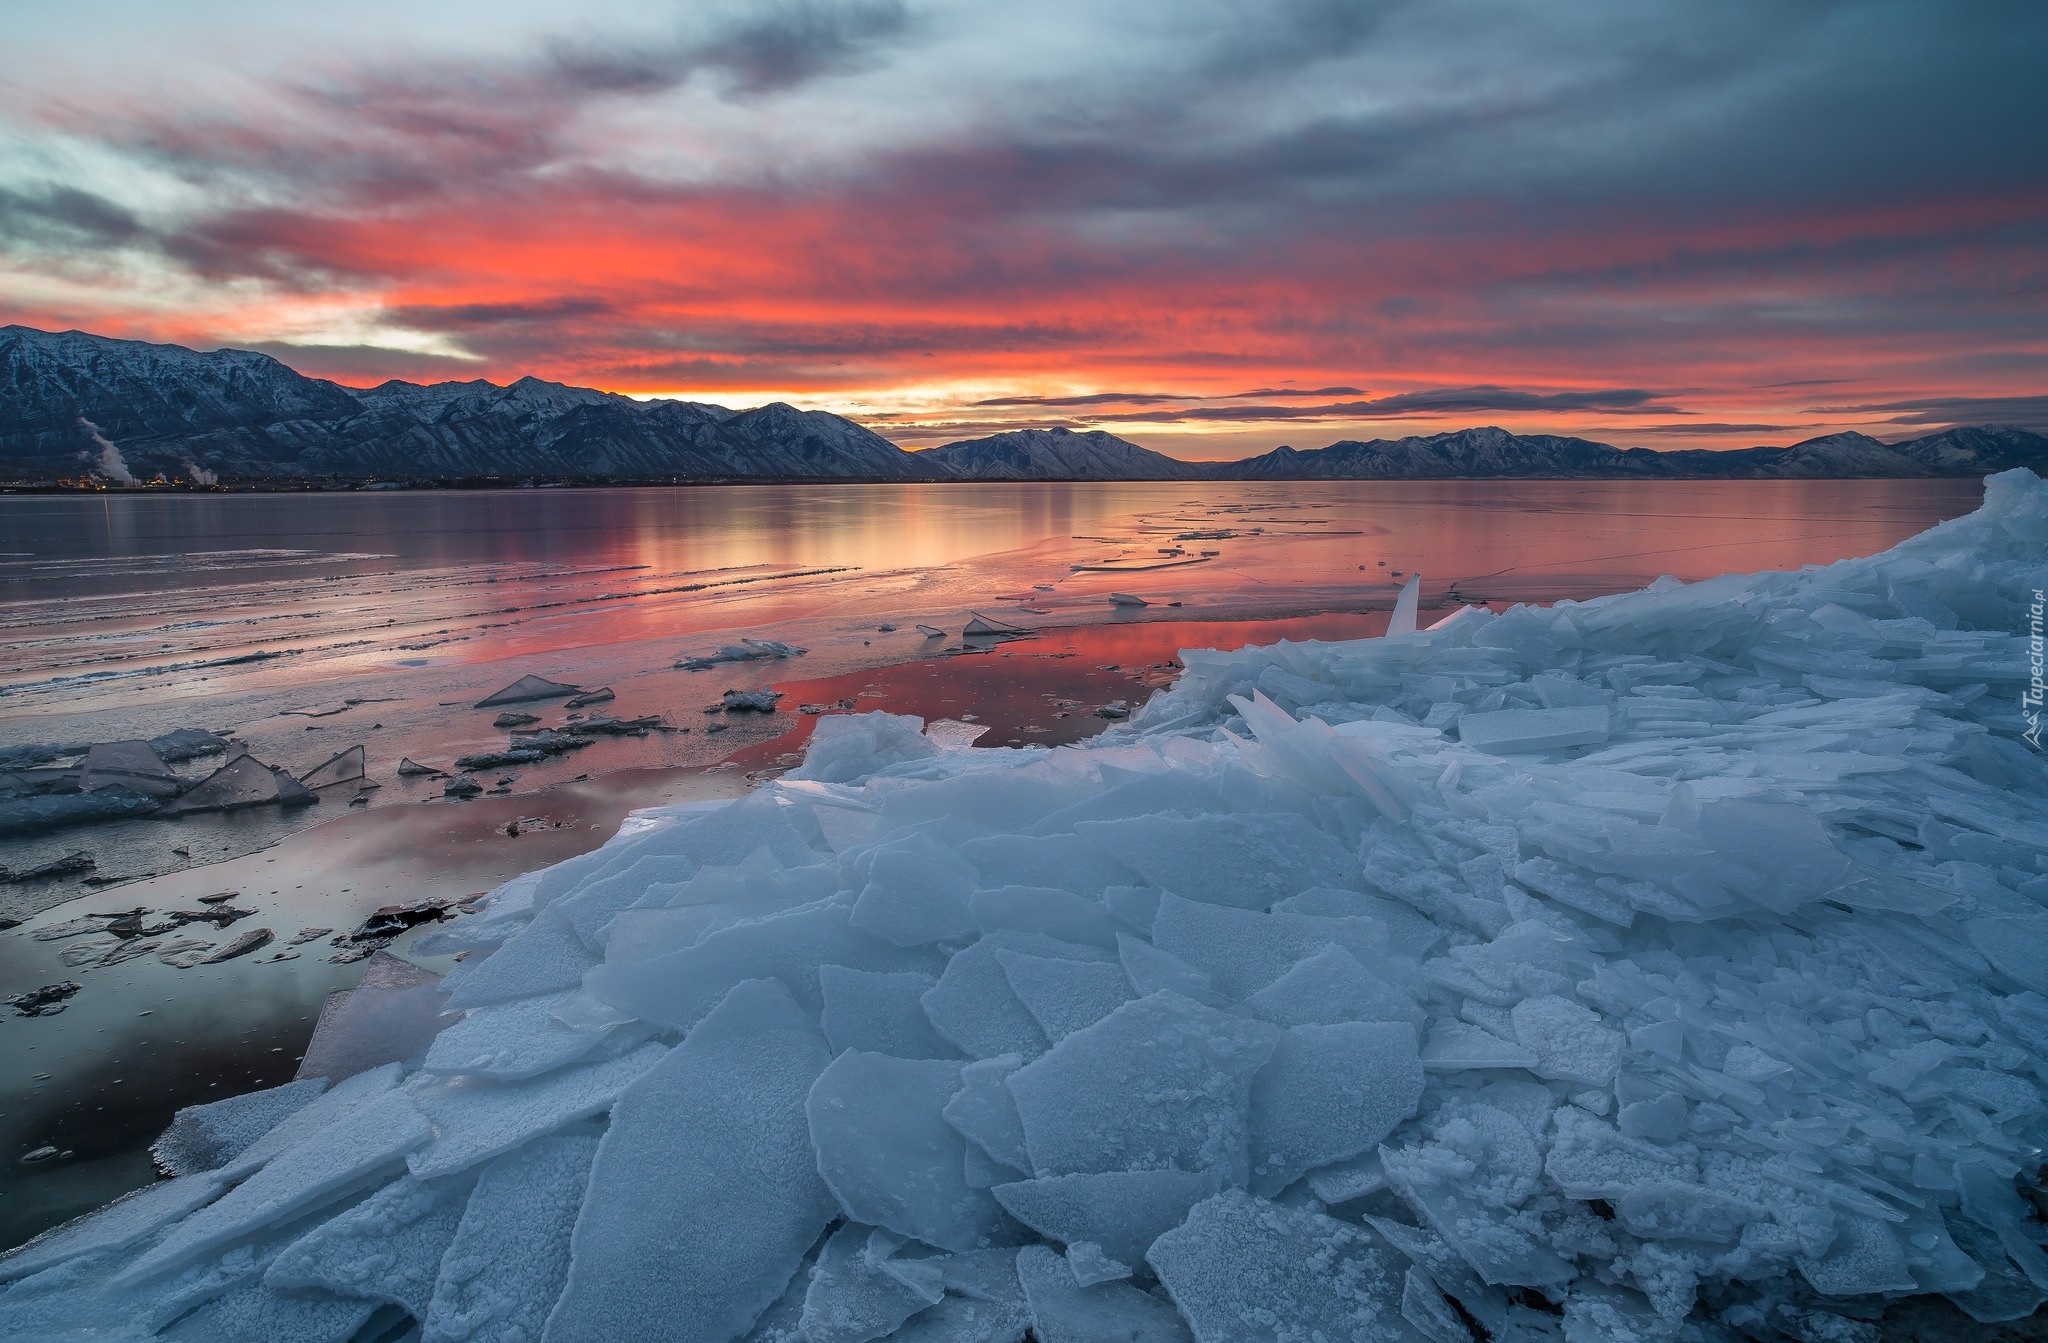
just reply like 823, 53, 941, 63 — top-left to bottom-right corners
182, 459, 219, 486
79, 418, 137, 485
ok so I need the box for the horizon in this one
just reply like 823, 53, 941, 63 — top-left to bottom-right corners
9, 319, 2013, 464
2, 4, 2044, 460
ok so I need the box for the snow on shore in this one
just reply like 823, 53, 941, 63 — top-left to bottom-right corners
5, 471, 2046, 1342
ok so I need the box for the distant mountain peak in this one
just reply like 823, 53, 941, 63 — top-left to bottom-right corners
1, 325, 2041, 483
920, 427, 1205, 481
0, 325, 934, 482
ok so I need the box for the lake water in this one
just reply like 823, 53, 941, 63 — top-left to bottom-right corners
0, 478, 1988, 909
0, 477, 1989, 1248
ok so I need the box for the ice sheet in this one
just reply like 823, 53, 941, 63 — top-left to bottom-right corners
544, 980, 836, 1343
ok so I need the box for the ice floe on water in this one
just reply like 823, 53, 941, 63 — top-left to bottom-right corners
4, 471, 2047, 1342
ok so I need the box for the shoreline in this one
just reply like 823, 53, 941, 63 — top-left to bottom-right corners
0, 607, 1385, 1249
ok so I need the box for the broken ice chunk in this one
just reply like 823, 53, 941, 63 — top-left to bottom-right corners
1381, 1100, 1573, 1288
407, 1042, 666, 1180
118, 1087, 432, 1284
1304, 1151, 1388, 1206
1400, 1267, 1475, 1343
1541, 1106, 1690, 1202
1456, 706, 1609, 755
1246, 944, 1423, 1029
474, 674, 581, 708
807, 1050, 1012, 1252
1077, 812, 1362, 911
1015, 1244, 1188, 1343
821, 965, 958, 1058
996, 951, 1134, 1041
1690, 799, 1859, 915
1116, 932, 1214, 1001
296, 951, 449, 1083
298, 745, 366, 789
1616, 1093, 1687, 1143
80, 740, 181, 798
265, 1172, 474, 1317
791, 712, 945, 783
990, 1169, 1223, 1269
942, 1054, 1033, 1173
421, 989, 624, 1081
1387, 574, 1422, 637
798, 1223, 944, 1343
1966, 916, 2048, 993
1613, 1181, 1753, 1244
155, 1278, 379, 1343
161, 755, 316, 814
444, 912, 596, 1010
1149, 891, 1387, 1000
151, 1078, 328, 1177
850, 840, 980, 947
1797, 1214, 1918, 1296
1247, 1022, 1423, 1197
586, 897, 939, 1034
1508, 995, 1622, 1088
1148, 1190, 1409, 1343
922, 932, 1112, 1060
972, 885, 1122, 949
959, 833, 1142, 898
421, 1130, 597, 1343
0, 1173, 225, 1283
1007, 990, 1278, 1182
216, 1063, 404, 1180
889, 1292, 1033, 1343
1065, 1242, 1132, 1287
546, 980, 835, 1343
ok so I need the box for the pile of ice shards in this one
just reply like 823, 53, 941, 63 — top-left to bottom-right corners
4, 470, 2046, 1343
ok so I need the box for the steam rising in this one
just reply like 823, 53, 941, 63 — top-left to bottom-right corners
182, 459, 219, 486
79, 418, 137, 485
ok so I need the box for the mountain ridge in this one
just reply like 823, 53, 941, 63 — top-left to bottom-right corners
2, 325, 2042, 484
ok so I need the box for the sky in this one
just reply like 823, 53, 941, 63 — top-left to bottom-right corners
0, 0, 2043, 459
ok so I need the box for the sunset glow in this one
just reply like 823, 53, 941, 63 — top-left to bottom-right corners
2, 1, 2042, 457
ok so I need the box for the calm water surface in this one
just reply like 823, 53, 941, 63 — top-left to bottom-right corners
0, 479, 1989, 917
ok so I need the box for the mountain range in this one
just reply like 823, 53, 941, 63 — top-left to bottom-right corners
3, 325, 2042, 484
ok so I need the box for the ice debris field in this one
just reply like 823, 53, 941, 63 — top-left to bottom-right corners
4, 470, 2046, 1343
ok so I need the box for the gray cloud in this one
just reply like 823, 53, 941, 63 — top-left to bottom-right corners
973, 385, 1367, 408
1104, 386, 1682, 424
1811, 394, 2048, 428
0, 184, 145, 247
1231, 386, 1366, 398
547, 0, 912, 97
1624, 422, 1791, 436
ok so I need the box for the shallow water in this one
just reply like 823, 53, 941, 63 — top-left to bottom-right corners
0, 480, 1980, 902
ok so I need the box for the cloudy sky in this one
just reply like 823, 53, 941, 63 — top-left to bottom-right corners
1, 0, 2043, 457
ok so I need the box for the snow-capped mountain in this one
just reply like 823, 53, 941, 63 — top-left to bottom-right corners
0, 327, 936, 482
3, 326, 2041, 483
919, 427, 1206, 480
1225, 427, 1654, 479
1218, 426, 2046, 481
0, 326, 362, 466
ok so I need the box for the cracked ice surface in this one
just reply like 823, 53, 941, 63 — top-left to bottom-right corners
4, 469, 2047, 1342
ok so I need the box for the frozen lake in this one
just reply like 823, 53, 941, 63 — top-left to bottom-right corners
0, 477, 1989, 1249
